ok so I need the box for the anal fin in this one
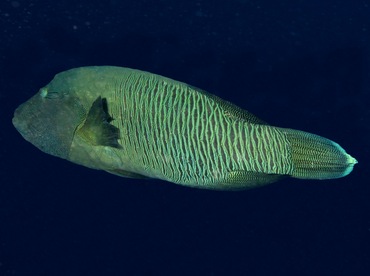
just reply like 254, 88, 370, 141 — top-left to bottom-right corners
106, 169, 150, 179
215, 171, 283, 190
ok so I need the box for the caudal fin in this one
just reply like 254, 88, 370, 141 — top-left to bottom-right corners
283, 129, 357, 180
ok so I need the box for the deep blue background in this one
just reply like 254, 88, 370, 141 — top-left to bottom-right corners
1, 0, 369, 275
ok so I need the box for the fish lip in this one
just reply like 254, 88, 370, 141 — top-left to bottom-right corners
12, 92, 83, 160
12, 104, 28, 137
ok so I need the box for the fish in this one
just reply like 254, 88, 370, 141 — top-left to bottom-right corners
12, 66, 357, 190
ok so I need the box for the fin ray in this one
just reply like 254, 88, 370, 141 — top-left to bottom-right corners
77, 96, 121, 148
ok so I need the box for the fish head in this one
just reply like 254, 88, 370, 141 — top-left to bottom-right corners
12, 85, 85, 160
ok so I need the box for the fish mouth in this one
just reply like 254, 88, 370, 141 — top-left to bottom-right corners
12, 100, 52, 154
12, 102, 37, 142
12, 93, 76, 159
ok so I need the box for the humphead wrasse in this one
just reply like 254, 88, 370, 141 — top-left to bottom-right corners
12, 66, 357, 190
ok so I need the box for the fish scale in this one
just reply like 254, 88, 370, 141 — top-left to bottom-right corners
12, 66, 358, 190
109, 70, 296, 186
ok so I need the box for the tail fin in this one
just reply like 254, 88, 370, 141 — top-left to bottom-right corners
282, 129, 357, 180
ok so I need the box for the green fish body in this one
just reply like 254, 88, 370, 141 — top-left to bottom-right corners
12, 66, 357, 190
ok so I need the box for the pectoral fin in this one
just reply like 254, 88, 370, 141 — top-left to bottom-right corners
77, 96, 121, 148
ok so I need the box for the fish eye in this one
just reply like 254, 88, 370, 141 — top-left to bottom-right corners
40, 87, 48, 98
45, 91, 61, 99
39, 88, 61, 99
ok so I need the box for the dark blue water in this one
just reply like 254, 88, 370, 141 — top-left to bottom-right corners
1, 1, 369, 275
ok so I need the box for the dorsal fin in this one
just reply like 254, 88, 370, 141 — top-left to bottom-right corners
77, 96, 121, 148
188, 85, 268, 125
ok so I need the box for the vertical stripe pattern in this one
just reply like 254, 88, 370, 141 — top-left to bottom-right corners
108, 69, 292, 187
